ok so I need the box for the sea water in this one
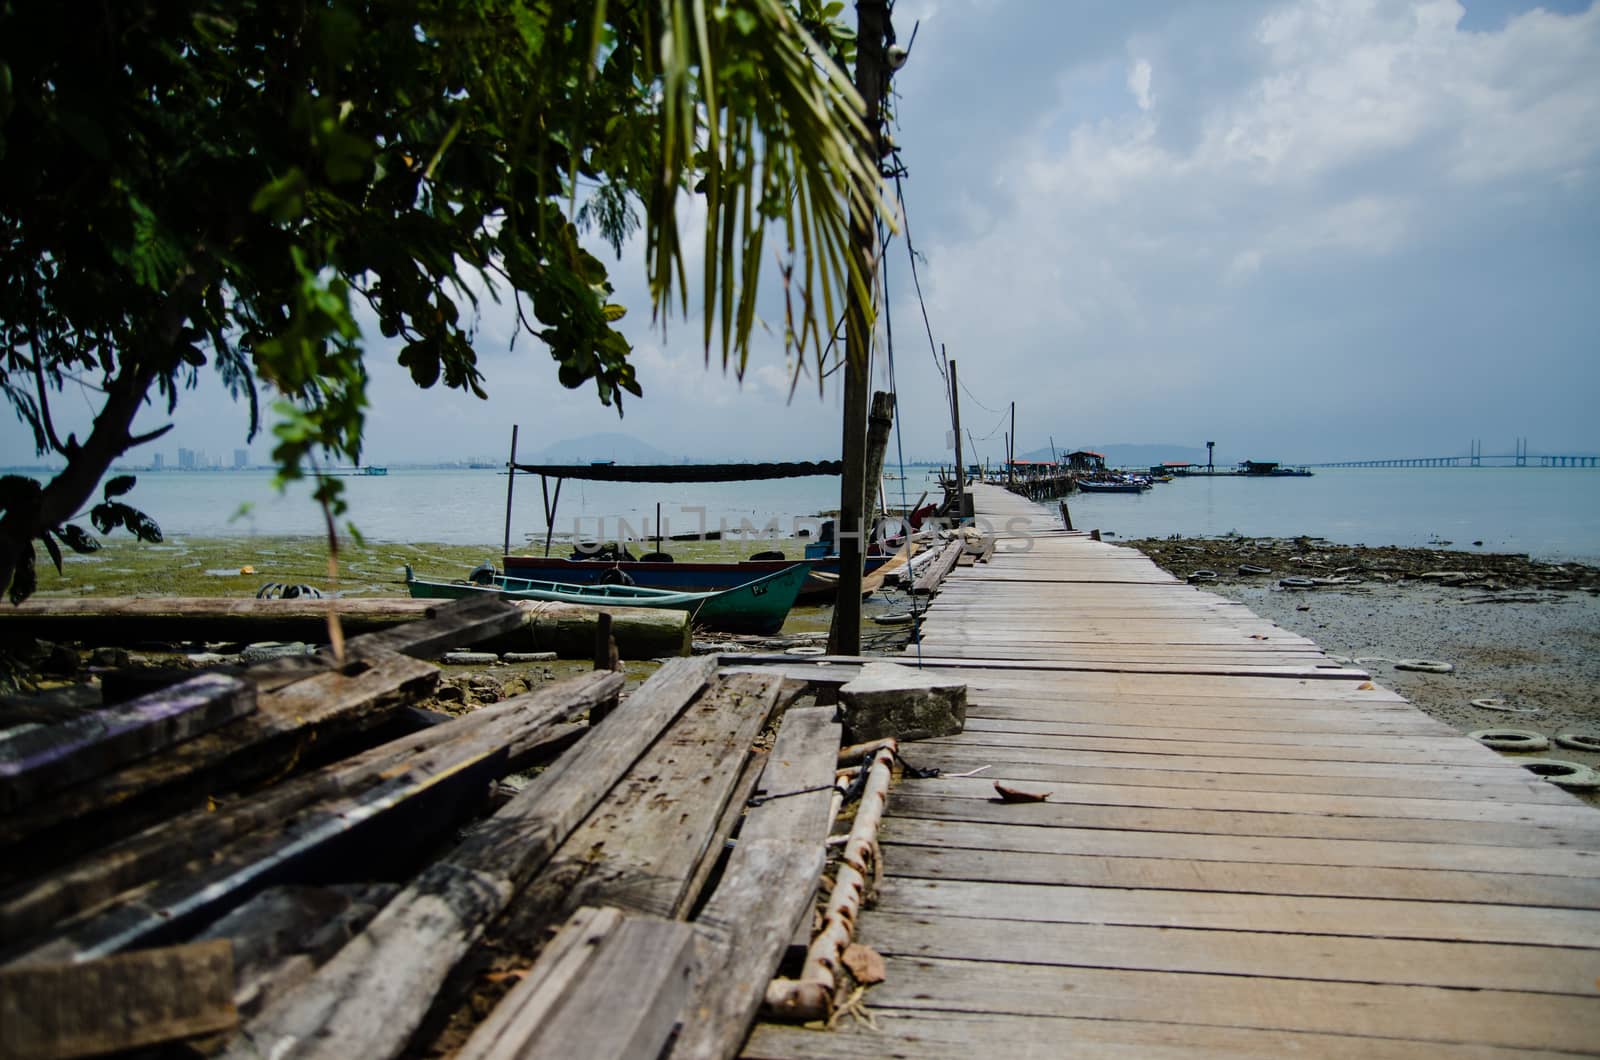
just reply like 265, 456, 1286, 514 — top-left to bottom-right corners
1065, 467, 1600, 562
17, 465, 1600, 562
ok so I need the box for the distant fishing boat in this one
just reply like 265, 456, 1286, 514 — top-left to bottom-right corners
1077, 478, 1148, 494
404, 562, 811, 635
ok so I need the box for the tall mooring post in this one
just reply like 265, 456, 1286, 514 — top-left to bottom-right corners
829, 0, 890, 657
949, 355, 968, 524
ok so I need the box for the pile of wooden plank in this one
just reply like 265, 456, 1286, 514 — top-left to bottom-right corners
0, 596, 849, 1060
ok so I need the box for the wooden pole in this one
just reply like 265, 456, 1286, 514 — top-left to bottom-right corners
829, 0, 888, 657
1008, 401, 1016, 486
948, 354, 966, 524
502, 425, 519, 559
863, 391, 896, 527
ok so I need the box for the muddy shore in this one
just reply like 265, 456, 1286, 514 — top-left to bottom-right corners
1124, 535, 1600, 789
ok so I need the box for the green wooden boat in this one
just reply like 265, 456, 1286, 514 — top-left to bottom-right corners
403, 562, 812, 636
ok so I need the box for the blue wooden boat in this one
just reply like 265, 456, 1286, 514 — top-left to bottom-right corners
1077, 479, 1149, 494
404, 562, 812, 636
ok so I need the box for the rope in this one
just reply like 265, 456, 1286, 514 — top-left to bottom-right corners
879, 213, 925, 669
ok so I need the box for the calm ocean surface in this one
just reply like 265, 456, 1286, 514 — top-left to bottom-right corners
26, 466, 1600, 562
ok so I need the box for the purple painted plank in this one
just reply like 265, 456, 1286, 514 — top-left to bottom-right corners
0, 673, 255, 811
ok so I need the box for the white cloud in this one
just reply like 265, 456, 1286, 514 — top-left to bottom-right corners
1128, 58, 1154, 111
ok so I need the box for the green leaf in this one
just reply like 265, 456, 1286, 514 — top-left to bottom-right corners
250, 168, 309, 222
9, 543, 36, 605
41, 530, 63, 574
57, 524, 100, 554
90, 502, 119, 535
104, 475, 137, 499
398, 341, 441, 388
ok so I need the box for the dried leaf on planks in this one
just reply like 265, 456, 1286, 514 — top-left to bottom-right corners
993, 782, 1052, 803
841, 943, 886, 985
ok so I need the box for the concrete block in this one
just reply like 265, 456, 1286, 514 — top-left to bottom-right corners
838, 662, 967, 743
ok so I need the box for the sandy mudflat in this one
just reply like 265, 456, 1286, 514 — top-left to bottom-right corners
1124, 537, 1600, 789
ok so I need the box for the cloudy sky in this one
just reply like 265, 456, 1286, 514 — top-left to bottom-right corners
10, 0, 1598, 470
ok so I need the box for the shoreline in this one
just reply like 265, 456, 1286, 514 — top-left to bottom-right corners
1125, 535, 1600, 798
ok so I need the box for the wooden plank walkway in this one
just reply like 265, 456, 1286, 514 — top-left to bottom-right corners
745, 484, 1600, 1058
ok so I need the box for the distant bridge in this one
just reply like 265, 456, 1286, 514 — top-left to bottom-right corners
1307, 454, 1598, 469
1306, 438, 1597, 469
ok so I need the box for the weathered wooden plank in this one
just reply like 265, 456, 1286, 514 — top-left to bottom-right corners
0, 671, 621, 945
476, 671, 784, 965
914, 729, 1508, 767
670, 706, 842, 1060
227, 656, 717, 1060
511, 599, 691, 658
859, 955, 1600, 1053
459, 906, 696, 1060
904, 774, 1600, 829
744, 1009, 1579, 1059
0, 939, 236, 1060
733, 651, 1368, 680
0, 594, 528, 647
858, 909, 1600, 995
893, 740, 1556, 789
961, 715, 1476, 749
875, 877, 1600, 948
882, 843, 1600, 909
0, 651, 439, 854
881, 815, 1600, 877
196, 883, 397, 1017
11, 712, 508, 964
741, 707, 843, 844
887, 791, 1600, 848
677, 839, 828, 1060
886, 750, 1577, 805
911, 540, 963, 594
0, 673, 254, 811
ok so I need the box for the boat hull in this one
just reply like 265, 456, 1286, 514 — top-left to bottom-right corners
408, 563, 811, 635
502, 556, 800, 593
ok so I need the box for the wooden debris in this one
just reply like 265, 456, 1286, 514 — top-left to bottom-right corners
0, 595, 526, 647
476, 671, 784, 957
11, 669, 593, 964
0, 672, 620, 946
911, 540, 963, 595
196, 884, 397, 1017
457, 906, 695, 1060
227, 656, 717, 1060
0, 672, 254, 812
513, 599, 689, 659
635, 705, 841, 1060
0, 650, 439, 854
763, 745, 897, 1024
0, 939, 236, 1060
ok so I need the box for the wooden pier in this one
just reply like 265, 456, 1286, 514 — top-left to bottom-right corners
746, 483, 1600, 1057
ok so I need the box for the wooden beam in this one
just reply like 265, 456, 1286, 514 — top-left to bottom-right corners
0, 940, 236, 1060
227, 657, 717, 1060
0, 673, 253, 812
456, 906, 695, 1060
9, 672, 624, 964
671, 707, 842, 1060
0, 651, 439, 855
0, 671, 621, 947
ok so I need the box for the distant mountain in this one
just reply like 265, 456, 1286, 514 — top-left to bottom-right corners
530, 432, 678, 465
1019, 443, 1218, 468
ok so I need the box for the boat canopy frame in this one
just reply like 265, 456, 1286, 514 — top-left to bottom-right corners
498, 432, 843, 557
